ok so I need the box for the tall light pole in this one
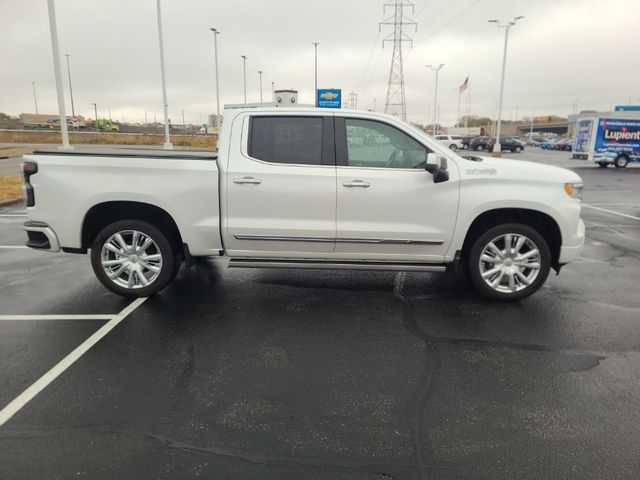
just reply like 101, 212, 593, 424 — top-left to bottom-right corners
32, 82, 39, 114
426, 64, 444, 135
64, 54, 75, 117
271, 81, 275, 100
91, 102, 98, 131
241, 55, 248, 104
489, 16, 524, 156
155, 0, 172, 149
209, 28, 221, 117
313, 42, 319, 106
46, 0, 71, 149
258, 70, 263, 103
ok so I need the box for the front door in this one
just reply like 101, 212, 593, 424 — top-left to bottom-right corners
224, 113, 336, 258
334, 116, 459, 263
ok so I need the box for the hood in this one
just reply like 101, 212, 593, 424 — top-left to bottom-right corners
466, 155, 583, 183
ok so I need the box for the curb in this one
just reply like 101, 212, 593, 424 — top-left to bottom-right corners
0, 198, 22, 208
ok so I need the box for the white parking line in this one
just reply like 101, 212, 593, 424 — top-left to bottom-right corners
583, 204, 640, 221
0, 297, 147, 427
0, 246, 28, 249
0, 314, 114, 321
0, 214, 27, 217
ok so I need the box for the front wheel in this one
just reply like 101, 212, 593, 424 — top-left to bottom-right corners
449, 144, 458, 150
597, 162, 609, 168
475, 145, 483, 151
515, 146, 523, 152
467, 223, 551, 301
90, 220, 178, 297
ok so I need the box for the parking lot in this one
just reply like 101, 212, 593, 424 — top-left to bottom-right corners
0, 149, 639, 479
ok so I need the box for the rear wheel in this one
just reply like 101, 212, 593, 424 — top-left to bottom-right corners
614, 155, 629, 168
90, 220, 178, 297
449, 144, 458, 150
467, 223, 551, 301
475, 145, 483, 151
597, 162, 609, 168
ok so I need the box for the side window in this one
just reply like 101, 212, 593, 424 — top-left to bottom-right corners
435, 135, 446, 140
344, 118, 429, 169
249, 116, 323, 165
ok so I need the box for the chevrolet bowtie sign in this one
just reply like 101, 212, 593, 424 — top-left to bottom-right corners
317, 89, 341, 108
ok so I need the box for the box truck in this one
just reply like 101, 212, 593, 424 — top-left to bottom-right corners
572, 113, 640, 168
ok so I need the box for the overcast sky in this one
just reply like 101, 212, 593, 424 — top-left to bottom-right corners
1, 0, 638, 125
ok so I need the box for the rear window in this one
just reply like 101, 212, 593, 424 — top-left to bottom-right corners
249, 116, 323, 165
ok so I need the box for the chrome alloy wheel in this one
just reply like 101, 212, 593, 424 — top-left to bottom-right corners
478, 233, 541, 294
100, 230, 163, 289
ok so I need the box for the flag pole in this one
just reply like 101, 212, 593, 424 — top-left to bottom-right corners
457, 90, 461, 128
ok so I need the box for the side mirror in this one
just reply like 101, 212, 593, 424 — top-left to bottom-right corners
425, 153, 449, 183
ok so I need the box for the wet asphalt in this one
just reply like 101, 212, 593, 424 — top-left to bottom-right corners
0, 149, 639, 479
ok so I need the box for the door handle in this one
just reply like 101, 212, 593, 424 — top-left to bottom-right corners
342, 180, 371, 188
233, 176, 262, 185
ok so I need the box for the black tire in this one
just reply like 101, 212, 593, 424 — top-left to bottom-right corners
614, 155, 629, 168
449, 144, 458, 150
90, 220, 178, 297
515, 146, 523, 153
467, 223, 551, 301
475, 145, 483, 151
597, 162, 609, 168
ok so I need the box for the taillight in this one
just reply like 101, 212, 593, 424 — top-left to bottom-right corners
21, 161, 38, 207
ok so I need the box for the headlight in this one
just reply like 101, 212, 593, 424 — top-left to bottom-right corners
564, 182, 583, 200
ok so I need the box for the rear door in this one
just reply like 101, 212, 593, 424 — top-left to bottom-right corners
334, 116, 460, 263
224, 113, 336, 257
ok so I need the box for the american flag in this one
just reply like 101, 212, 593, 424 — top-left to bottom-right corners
458, 76, 469, 93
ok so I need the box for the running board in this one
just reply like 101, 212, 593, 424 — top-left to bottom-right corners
228, 258, 447, 272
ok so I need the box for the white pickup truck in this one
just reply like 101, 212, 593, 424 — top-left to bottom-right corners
21, 107, 585, 301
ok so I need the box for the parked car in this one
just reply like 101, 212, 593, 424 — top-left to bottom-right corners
486, 137, 525, 153
553, 137, 574, 152
434, 135, 463, 150
526, 137, 548, 147
461, 136, 474, 149
21, 107, 585, 301
469, 136, 490, 151
540, 139, 559, 150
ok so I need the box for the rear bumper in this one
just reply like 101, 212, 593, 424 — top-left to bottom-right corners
23, 221, 61, 252
558, 218, 585, 264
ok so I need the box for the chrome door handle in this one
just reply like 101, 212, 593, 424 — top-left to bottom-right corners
233, 176, 262, 185
342, 180, 371, 188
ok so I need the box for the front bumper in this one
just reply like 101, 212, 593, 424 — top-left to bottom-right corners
558, 218, 585, 264
23, 221, 61, 252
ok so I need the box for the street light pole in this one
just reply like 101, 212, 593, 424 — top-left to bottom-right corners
91, 102, 98, 131
489, 16, 524, 156
426, 64, 445, 135
32, 82, 39, 114
64, 54, 75, 117
271, 81, 275, 100
46, 0, 71, 149
258, 70, 263, 103
313, 42, 319, 106
209, 28, 221, 117
241, 55, 248, 104
155, 0, 172, 149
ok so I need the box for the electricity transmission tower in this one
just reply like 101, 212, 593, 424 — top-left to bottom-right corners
380, 0, 416, 120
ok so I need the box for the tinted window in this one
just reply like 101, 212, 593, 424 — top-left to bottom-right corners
250, 116, 323, 165
345, 118, 429, 169
435, 135, 447, 140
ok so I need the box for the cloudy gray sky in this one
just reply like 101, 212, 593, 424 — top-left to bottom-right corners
1, 0, 638, 125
